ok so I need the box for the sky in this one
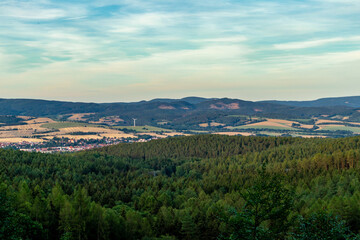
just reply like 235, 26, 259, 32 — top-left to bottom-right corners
0, 0, 359, 102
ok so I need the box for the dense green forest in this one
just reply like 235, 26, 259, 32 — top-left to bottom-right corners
2, 135, 360, 239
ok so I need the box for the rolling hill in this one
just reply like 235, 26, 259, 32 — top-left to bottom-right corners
0, 96, 359, 133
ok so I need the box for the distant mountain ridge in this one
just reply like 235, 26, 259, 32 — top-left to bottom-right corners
0, 96, 359, 127
261, 96, 360, 108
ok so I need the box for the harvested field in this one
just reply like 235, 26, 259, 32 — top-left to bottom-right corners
299, 124, 314, 129
0, 119, 138, 142
59, 134, 103, 140
41, 122, 97, 129
0, 121, 53, 138
259, 131, 283, 136
316, 119, 344, 125
163, 132, 189, 137
67, 113, 94, 121
115, 125, 171, 132
25, 117, 55, 124
58, 127, 108, 134
318, 125, 360, 133
17, 116, 33, 120
294, 134, 327, 138
0, 138, 43, 143
230, 119, 297, 130
200, 122, 226, 127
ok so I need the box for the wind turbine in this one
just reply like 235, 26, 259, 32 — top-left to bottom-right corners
132, 118, 137, 127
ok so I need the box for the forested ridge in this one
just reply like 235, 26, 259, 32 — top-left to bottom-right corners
2, 135, 360, 239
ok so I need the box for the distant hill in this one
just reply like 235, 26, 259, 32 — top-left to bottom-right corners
261, 96, 360, 108
0, 96, 359, 128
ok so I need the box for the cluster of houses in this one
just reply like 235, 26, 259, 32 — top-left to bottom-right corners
0, 136, 155, 153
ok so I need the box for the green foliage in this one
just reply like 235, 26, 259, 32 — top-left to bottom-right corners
291, 212, 359, 240
221, 167, 294, 240
0, 185, 44, 240
2, 135, 360, 239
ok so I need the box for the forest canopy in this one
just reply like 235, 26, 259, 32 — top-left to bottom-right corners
2, 134, 360, 239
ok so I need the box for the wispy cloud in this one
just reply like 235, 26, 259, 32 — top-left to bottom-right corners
274, 36, 360, 50
0, 0, 359, 101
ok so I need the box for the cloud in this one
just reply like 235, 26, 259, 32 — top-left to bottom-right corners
0, 0, 359, 101
274, 36, 360, 50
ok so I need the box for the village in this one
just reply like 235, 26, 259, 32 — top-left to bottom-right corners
0, 136, 151, 153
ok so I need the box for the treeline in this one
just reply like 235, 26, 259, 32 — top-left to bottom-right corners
96, 135, 301, 161
2, 135, 360, 239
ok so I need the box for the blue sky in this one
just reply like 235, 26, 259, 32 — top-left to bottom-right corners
0, 0, 359, 102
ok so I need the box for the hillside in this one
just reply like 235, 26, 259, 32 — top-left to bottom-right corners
2, 135, 360, 239
1, 96, 359, 122
262, 96, 360, 108
1, 96, 360, 143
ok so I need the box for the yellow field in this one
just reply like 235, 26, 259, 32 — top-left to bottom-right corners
67, 113, 94, 121
25, 117, 55, 124
0, 118, 137, 142
316, 119, 343, 125
199, 122, 225, 127
0, 138, 44, 143
0, 119, 51, 138
164, 132, 188, 136
237, 119, 297, 129
17, 116, 33, 120
295, 135, 327, 138
299, 124, 314, 129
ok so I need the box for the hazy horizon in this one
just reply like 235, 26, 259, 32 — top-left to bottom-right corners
1, 0, 359, 102
1, 94, 360, 104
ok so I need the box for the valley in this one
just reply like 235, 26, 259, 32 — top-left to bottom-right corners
1, 96, 360, 150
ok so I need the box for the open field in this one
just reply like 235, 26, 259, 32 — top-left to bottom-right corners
67, 113, 94, 121
229, 119, 297, 130
25, 117, 55, 124
199, 122, 226, 127
41, 122, 99, 129
0, 118, 55, 139
0, 137, 44, 143
292, 134, 327, 138
318, 125, 360, 133
89, 116, 124, 125
315, 119, 344, 125
115, 125, 172, 132
0, 118, 137, 142
2, 114, 360, 144
229, 125, 295, 130
258, 131, 284, 136
299, 124, 314, 129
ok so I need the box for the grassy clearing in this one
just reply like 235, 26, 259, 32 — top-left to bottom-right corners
115, 125, 172, 132
291, 118, 314, 124
319, 125, 360, 133
229, 125, 295, 130
259, 131, 284, 136
41, 122, 101, 129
